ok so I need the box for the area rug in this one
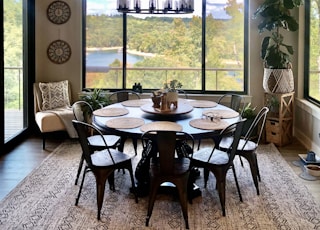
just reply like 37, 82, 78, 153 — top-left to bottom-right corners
0, 140, 319, 229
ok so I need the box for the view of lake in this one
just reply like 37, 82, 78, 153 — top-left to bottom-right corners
86, 50, 144, 67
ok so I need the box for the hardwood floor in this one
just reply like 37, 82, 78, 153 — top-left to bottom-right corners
0, 135, 64, 201
278, 139, 320, 203
0, 135, 319, 203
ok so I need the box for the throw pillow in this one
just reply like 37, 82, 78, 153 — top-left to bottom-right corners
39, 80, 70, 111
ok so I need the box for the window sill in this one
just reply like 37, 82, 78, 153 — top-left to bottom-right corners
296, 99, 320, 117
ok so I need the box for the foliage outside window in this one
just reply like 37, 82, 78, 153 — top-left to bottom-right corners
85, 0, 246, 94
307, 0, 320, 104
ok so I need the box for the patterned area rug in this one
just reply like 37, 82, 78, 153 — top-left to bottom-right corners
0, 140, 319, 229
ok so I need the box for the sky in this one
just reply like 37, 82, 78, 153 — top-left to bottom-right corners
87, 0, 243, 19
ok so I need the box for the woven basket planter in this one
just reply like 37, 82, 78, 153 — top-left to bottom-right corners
263, 68, 294, 93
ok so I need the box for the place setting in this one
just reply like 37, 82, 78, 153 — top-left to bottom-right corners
105, 117, 145, 129
202, 109, 240, 119
189, 114, 229, 130
187, 100, 218, 108
121, 99, 151, 107
93, 107, 129, 117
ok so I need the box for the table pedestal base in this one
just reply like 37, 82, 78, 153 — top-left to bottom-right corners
133, 168, 202, 200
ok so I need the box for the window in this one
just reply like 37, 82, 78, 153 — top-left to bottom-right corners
306, 0, 320, 105
3, 0, 26, 142
84, 0, 247, 94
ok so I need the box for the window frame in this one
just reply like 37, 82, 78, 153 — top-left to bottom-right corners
83, 0, 248, 95
305, 0, 320, 106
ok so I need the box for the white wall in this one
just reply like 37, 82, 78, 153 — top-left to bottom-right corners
35, 0, 320, 153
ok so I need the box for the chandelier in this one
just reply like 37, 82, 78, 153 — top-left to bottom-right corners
117, 0, 194, 14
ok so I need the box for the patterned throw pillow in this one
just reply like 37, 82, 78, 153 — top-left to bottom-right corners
39, 80, 70, 111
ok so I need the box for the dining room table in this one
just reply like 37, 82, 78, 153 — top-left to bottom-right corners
92, 97, 241, 197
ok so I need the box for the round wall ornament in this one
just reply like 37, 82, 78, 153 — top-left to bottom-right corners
47, 40, 72, 64
47, 1, 71, 25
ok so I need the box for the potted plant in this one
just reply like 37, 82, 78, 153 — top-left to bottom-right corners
163, 79, 183, 107
163, 79, 183, 92
79, 88, 111, 112
241, 103, 257, 137
266, 95, 280, 116
253, 0, 304, 93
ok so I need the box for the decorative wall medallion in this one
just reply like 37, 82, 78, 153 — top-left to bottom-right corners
47, 1, 71, 25
47, 40, 72, 64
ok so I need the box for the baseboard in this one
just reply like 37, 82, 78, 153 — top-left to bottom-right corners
295, 128, 320, 156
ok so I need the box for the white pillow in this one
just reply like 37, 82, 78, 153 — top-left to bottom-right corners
39, 80, 70, 111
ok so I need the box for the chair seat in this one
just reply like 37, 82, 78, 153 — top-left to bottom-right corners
192, 148, 229, 165
150, 157, 190, 176
91, 149, 132, 167
88, 135, 121, 148
219, 137, 257, 151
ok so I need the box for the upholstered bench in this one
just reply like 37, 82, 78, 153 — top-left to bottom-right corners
33, 80, 76, 149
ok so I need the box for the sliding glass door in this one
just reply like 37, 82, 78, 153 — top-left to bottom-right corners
3, 0, 25, 142
2, 0, 34, 152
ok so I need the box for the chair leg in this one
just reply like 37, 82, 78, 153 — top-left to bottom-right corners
126, 165, 138, 203
255, 154, 261, 182
231, 165, 243, 202
75, 153, 85, 185
96, 171, 112, 220
238, 155, 244, 167
132, 138, 138, 155
176, 178, 190, 229
42, 134, 46, 150
75, 166, 87, 206
216, 176, 226, 216
107, 171, 115, 191
251, 156, 260, 195
146, 180, 160, 227
204, 168, 209, 188
197, 139, 201, 150
243, 154, 260, 195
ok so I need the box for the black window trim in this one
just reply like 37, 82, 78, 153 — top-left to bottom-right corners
82, 0, 249, 95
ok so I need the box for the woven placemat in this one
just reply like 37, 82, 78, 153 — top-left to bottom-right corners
93, 107, 129, 117
188, 100, 217, 108
121, 99, 150, 107
202, 109, 239, 118
105, 117, 145, 129
189, 118, 229, 130
140, 121, 183, 132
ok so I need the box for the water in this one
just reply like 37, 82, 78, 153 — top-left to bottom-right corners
86, 50, 144, 67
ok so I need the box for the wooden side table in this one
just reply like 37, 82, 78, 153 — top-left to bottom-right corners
264, 92, 294, 146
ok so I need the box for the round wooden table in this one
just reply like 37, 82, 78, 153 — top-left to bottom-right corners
93, 98, 239, 140
93, 98, 240, 197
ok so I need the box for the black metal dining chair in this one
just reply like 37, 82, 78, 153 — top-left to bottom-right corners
190, 119, 246, 216
141, 130, 194, 229
72, 120, 138, 220
218, 93, 244, 114
108, 90, 140, 103
197, 93, 244, 150
72, 100, 121, 185
218, 107, 269, 195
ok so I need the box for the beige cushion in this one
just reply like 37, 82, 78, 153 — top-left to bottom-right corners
39, 80, 70, 111
33, 81, 73, 135
35, 112, 66, 132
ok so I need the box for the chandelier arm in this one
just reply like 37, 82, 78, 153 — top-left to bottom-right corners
117, 0, 194, 14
